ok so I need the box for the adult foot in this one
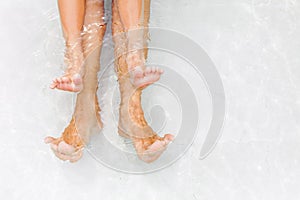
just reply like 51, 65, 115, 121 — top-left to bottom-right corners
44, 117, 85, 163
119, 128, 174, 163
50, 41, 84, 92
126, 51, 163, 88
118, 89, 174, 163
44, 95, 102, 162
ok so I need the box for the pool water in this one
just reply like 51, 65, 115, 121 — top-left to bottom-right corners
0, 0, 300, 199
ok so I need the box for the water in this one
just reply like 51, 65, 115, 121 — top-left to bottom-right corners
1, 0, 300, 199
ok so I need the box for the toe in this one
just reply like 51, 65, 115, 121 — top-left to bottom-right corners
46, 138, 83, 162
52, 78, 59, 84
56, 78, 61, 83
55, 82, 65, 90
50, 81, 58, 89
150, 67, 155, 73
154, 67, 162, 74
145, 67, 152, 74
163, 134, 174, 143
56, 82, 77, 92
51, 74, 83, 92
44, 136, 55, 144
72, 74, 82, 85
57, 141, 76, 155
62, 76, 71, 83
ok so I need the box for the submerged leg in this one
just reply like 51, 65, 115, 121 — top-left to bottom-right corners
50, 0, 85, 92
116, 0, 163, 88
112, 0, 173, 163
45, 0, 106, 162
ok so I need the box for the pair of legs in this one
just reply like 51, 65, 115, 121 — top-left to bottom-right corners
45, 0, 173, 163
50, 0, 162, 92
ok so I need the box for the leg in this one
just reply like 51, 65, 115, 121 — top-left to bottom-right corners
50, 0, 86, 92
143, 0, 150, 60
112, 0, 173, 163
116, 0, 163, 88
45, 0, 106, 162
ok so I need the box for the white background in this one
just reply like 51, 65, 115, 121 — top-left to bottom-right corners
0, 0, 300, 199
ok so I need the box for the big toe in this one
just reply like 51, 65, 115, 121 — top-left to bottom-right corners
72, 73, 82, 85
57, 141, 77, 155
163, 134, 174, 143
44, 136, 55, 144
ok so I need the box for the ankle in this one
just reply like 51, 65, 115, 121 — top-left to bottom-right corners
65, 33, 82, 46
120, 89, 148, 127
126, 50, 145, 70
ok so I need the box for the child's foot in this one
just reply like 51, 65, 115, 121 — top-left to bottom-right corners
50, 73, 83, 92
126, 51, 163, 88
44, 95, 102, 162
50, 41, 84, 92
130, 66, 164, 88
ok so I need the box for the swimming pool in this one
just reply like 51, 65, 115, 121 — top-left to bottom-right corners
0, 0, 299, 199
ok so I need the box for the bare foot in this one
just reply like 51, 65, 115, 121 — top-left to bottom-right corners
126, 51, 163, 88
50, 41, 84, 92
133, 134, 174, 163
44, 95, 102, 162
130, 66, 164, 88
44, 117, 84, 163
50, 73, 83, 92
119, 128, 174, 163
118, 87, 174, 163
